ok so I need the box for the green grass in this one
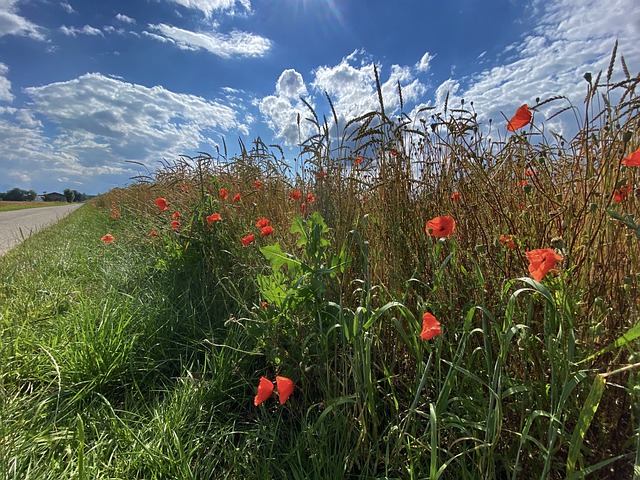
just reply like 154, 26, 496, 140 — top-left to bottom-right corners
0, 201, 70, 212
1, 56, 639, 479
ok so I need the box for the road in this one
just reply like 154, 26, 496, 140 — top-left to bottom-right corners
0, 204, 83, 256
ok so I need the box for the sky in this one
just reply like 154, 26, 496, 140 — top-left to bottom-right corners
0, 0, 638, 195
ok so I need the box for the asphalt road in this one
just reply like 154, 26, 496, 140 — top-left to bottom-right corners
0, 204, 83, 256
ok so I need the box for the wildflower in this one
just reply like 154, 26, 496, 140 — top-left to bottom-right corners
150, 230, 158, 237
254, 377, 274, 406
276, 376, 295, 405
180, 184, 189, 193
206, 213, 222, 224
622, 147, 640, 167
219, 188, 229, 200
425, 215, 456, 238
101, 234, 115, 243
519, 180, 529, 188
256, 218, 270, 228
524, 169, 536, 177
506, 104, 532, 131
254, 179, 263, 189
451, 192, 460, 203
306, 193, 315, 203
500, 234, 516, 250
261, 225, 274, 237
300, 202, 306, 213
172, 211, 180, 219
171, 220, 180, 230
155, 197, 168, 212
241, 234, 255, 246
289, 189, 302, 201
261, 301, 268, 309
354, 155, 363, 166
233, 193, 241, 202
525, 248, 563, 281
390, 150, 398, 156
613, 184, 631, 203
316, 170, 326, 179
110, 207, 120, 219
420, 312, 441, 341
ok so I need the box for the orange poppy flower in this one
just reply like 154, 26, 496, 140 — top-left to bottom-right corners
354, 155, 363, 166
525, 248, 563, 281
155, 197, 168, 212
150, 230, 158, 237
254, 180, 263, 189
289, 189, 302, 201
241, 234, 255, 246
219, 188, 229, 200
206, 213, 222, 224
425, 215, 456, 238
101, 234, 115, 243
254, 376, 274, 406
500, 234, 516, 250
524, 169, 536, 177
300, 202, 306, 212
613, 184, 631, 203
110, 207, 120, 219
172, 211, 180, 219
519, 180, 528, 188
233, 193, 241, 202
306, 193, 315, 203
180, 184, 189, 193
316, 170, 326, 179
420, 312, 441, 341
622, 147, 640, 167
276, 376, 295, 405
171, 220, 180, 230
451, 192, 460, 203
256, 218, 270, 228
506, 104, 532, 131
261, 301, 268, 309
261, 225, 274, 237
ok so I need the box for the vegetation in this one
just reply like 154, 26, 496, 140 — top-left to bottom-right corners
0, 201, 70, 212
1, 57, 639, 479
0, 188, 91, 203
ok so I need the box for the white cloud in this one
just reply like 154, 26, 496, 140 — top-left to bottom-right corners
415, 52, 434, 73
0, 62, 13, 102
146, 23, 271, 58
115, 13, 136, 24
60, 2, 75, 14
0, 0, 44, 40
60, 25, 104, 37
165, 0, 251, 17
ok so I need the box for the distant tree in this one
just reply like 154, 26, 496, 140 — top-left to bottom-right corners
63, 188, 75, 203
72, 190, 89, 202
27, 190, 37, 201
3, 188, 33, 201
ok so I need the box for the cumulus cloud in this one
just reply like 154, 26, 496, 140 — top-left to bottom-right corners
60, 2, 75, 14
60, 25, 104, 37
0, 0, 44, 39
145, 23, 271, 58
115, 13, 136, 24
0, 62, 13, 102
165, 0, 251, 17
415, 52, 435, 73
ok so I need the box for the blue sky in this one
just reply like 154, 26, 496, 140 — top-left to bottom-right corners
0, 0, 638, 194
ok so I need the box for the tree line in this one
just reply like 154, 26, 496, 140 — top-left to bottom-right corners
0, 187, 91, 202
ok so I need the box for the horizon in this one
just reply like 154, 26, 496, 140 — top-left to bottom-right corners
0, 0, 639, 195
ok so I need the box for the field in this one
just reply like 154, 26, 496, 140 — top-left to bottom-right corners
1, 59, 639, 479
0, 201, 69, 212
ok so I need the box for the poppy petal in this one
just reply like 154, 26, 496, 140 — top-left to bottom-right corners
506, 104, 532, 131
622, 147, 640, 166
254, 377, 274, 406
420, 312, 441, 341
276, 376, 295, 405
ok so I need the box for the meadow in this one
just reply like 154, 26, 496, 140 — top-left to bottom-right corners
0, 201, 69, 212
1, 57, 639, 479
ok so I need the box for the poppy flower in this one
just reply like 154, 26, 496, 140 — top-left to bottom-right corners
390, 150, 398, 156
261, 225, 274, 237
354, 155, 363, 166
241, 234, 255, 246
155, 197, 168, 212
254, 180, 263, 189
261, 301, 268, 309
451, 192, 460, 203
233, 193, 241, 202
180, 184, 189, 193
613, 184, 631, 203
425, 215, 456, 238
219, 188, 229, 200
256, 218, 270, 228
289, 189, 302, 201
306, 193, 315, 203
254, 377, 274, 406
524, 169, 536, 177
420, 312, 441, 341
525, 248, 563, 281
206, 213, 222, 224
172, 211, 180, 219
506, 104, 532, 131
101, 234, 115, 243
110, 207, 120, 219
300, 202, 306, 212
500, 234, 516, 250
316, 170, 326, 179
276, 376, 295, 405
622, 147, 640, 167
171, 220, 180, 230
519, 180, 529, 188
150, 230, 158, 237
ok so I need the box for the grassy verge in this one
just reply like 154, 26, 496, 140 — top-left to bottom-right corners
0, 201, 70, 212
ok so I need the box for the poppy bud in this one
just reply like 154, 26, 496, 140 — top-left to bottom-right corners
594, 297, 603, 307
589, 203, 598, 213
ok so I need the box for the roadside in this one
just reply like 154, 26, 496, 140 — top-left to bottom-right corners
0, 203, 84, 255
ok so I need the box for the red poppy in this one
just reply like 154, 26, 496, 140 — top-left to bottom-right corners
261, 225, 274, 237
519, 180, 528, 188
306, 193, 315, 203
506, 104, 532, 131
613, 184, 631, 203
172, 211, 180, 219
155, 197, 168, 212
254, 180, 263, 189
241, 234, 255, 246
420, 312, 441, 341
316, 170, 326, 179
261, 301, 268, 309
180, 184, 189, 193
622, 147, 640, 167
500, 234, 516, 250
276, 376, 295, 405
300, 202, 306, 212
171, 220, 180, 230
256, 218, 270, 228
354, 156, 363, 166
425, 215, 456, 238
110, 207, 120, 219
150, 230, 158, 237
525, 248, 563, 281
206, 213, 222, 224
390, 150, 398, 156
219, 188, 229, 200
451, 192, 460, 203
101, 234, 115, 243
289, 189, 302, 201
254, 377, 274, 406
524, 169, 536, 177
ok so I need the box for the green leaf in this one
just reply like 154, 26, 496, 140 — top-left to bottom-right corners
580, 321, 640, 364
260, 242, 302, 273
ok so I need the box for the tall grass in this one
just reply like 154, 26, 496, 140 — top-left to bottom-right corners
2, 55, 639, 478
